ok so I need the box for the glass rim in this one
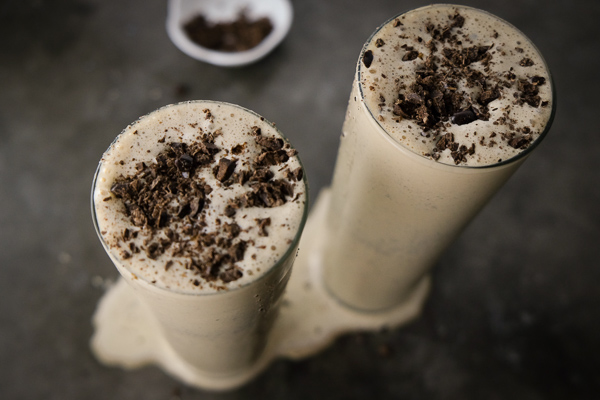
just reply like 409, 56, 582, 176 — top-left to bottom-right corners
91, 100, 310, 297
357, 3, 557, 171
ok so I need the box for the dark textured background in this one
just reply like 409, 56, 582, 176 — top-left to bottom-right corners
1, 0, 599, 398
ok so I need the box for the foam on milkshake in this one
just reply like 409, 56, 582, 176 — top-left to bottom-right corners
93, 101, 307, 294
359, 4, 553, 166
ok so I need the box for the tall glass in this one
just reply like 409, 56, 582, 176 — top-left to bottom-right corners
322, 5, 555, 311
92, 101, 308, 376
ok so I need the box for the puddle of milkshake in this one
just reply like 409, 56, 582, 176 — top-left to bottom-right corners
322, 4, 555, 311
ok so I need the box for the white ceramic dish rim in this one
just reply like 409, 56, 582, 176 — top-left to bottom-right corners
166, 0, 293, 67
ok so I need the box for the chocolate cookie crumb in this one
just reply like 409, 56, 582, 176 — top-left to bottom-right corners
255, 135, 284, 151
220, 267, 243, 283
531, 76, 546, 86
286, 167, 304, 182
363, 50, 374, 68
519, 57, 534, 67
452, 108, 478, 125
256, 217, 271, 236
402, 50, 419, 61
508, 136, 531, 149
215, 158, 237, 182
223, 222, 241, 238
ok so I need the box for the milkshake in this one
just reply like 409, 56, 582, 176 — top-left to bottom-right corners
322, 4, 555, 311
92, 101, 307, 375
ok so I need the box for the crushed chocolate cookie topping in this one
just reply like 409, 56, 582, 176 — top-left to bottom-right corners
432, 131, 476, 163
377, 10, 550, 164
425, 11, 465, 41
108, 125, 303, 285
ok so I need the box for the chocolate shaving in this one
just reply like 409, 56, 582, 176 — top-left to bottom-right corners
255, 150, 289, 166
250, 167, 274, 182
452, 108, 478, 125
176, 153, 194, 172
519, 57, 534, 67
215, 158, 237, 182
363, 50, 374, 68
286, 167, 304, 182
220, 267, 243, 283
436, 132, 456, 151
231, 144, 245, 154
402, 50, 419, 61
479, 88, 500, 105
223, 222, 241, 238
242, 179, 293, 208
256, 218, 271, 236
517, 78, 542, 107
509, 136, 531, 149
228, 240, 247, 262
531, 76, 546, 86
255, 135, 284, 151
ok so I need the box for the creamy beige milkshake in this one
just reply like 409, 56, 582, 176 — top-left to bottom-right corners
92, 101, 307, 376
322, 4, 554, 311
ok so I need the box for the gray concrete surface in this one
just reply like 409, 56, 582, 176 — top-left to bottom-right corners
1, 0, 599, 398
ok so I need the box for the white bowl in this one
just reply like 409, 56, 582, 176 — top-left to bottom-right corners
166, 0, 293, 67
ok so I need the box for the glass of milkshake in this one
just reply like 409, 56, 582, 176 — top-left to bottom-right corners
322, 4, 555, 311
92, 101, 308, 378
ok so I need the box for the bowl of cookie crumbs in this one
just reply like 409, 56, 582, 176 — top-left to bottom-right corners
167, 0, 293, 67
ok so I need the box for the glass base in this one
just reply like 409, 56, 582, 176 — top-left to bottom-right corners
90, 188, 431, 391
